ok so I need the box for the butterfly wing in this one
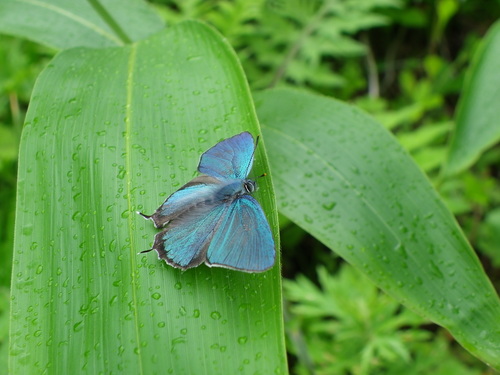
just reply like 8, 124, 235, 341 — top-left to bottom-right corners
206, 195, 275, 272
198, 132, 255, 180
151, 202, 228, 270
139, 175, 222, 228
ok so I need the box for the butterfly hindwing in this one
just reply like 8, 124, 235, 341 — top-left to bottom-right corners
152, 199, 229, 269
206, 195, 275, 272
198, 132, 255, 180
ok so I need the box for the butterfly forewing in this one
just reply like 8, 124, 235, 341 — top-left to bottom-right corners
198, 132, 255, 180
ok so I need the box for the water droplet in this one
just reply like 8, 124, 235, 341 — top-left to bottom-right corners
22, 224, 33, 236
109, 295, 118, 306
394, 243, 408, 259
238, 336, 248, 345
152, 293, 161, 300
117, 169, 126, 180
322, 202, 336, 211
170, 337, 186, 352
73, 321, 84, 332
429, 260, 444, 279
210, 311, 221, 320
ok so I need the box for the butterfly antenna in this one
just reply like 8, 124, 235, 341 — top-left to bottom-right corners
246, 134, 261, 176
138, 248, 153, 255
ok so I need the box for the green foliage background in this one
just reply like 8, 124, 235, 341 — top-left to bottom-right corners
1, 0, 500, 374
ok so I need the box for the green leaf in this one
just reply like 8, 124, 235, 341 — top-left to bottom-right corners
397, 121, 451, 152
0, 288, 9, 370
0, 0, 164, 49
0, 125, 19, 166
445, 20, 500, 175
11, 21, 285, 373
255, 87, 500, 369
478, 208, 500, 268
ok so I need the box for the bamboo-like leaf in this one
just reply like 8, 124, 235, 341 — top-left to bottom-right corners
255, 88, 500, 369
445, 20, 500, 175
0, 0, 164, 48
11, 21, 285, 373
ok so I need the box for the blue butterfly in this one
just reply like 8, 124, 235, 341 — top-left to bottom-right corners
139, 132, 276, 273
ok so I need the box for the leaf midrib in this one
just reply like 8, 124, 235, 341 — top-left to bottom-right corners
124, 43, 144, 374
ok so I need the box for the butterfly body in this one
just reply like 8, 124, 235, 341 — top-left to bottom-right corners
140, 132, 275, 273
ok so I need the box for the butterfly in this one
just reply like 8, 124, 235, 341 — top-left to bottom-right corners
139, 132, 276, 273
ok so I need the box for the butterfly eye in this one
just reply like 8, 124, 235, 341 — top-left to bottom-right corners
244, 180, 256, 194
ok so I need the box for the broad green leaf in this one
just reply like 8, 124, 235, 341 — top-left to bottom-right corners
445, 20, 500, 175
11, 21, 285, 373
0, 0, 164, 49
255, 88, 500, 369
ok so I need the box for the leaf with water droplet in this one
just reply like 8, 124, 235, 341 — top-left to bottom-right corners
11, 20, 285, 375
256, 88, 500, 369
